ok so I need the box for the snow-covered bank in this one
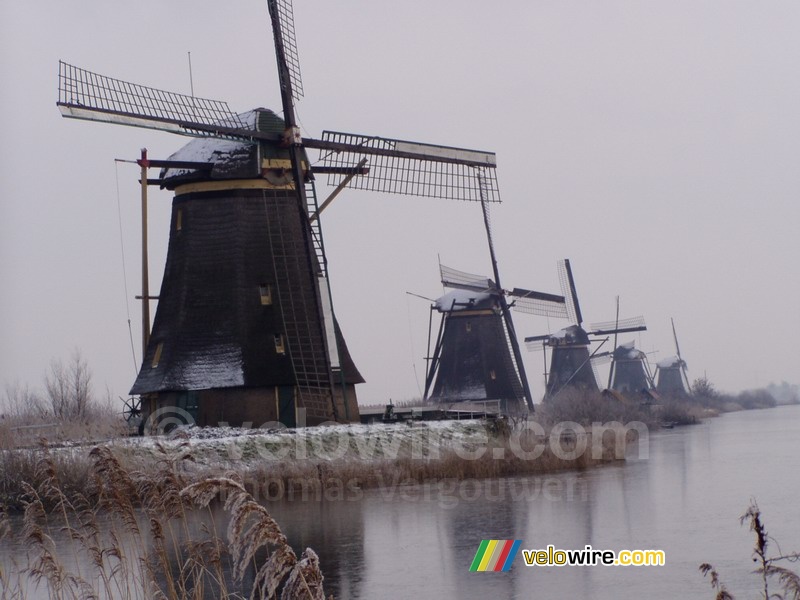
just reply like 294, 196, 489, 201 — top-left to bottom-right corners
1, 418, 635, 510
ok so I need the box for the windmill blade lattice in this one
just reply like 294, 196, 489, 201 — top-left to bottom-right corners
557, 259, 581, 325
317, 131, 499, 202
267, 0, 304, 100
57, 61, 248, 138
510, 287, 568, 318
440, 264, 494, 292
524, 339, 547, 352
591, 352, 613, 366
524, 333, 552, 345
589, 315, 647, 335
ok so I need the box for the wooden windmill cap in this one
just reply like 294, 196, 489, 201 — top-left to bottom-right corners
158, 108, 295, 190
550, 324, 591, 346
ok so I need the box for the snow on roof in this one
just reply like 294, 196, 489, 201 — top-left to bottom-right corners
168, 137, 252, 165
172, 344, 245, 389
657, 355, 683, 369
615, 340, 644, 360
434, 289, 493, 312
160, 109, 262, 179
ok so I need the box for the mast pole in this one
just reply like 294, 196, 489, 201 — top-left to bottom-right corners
138, 148, 151, 357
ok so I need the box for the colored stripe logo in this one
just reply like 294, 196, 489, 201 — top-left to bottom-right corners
470, 540, 522, 572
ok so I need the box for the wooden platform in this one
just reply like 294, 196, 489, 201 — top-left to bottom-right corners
358, 401, 501, 424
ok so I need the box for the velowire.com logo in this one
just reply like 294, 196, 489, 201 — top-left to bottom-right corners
470, 540, 666, 571
469, 540, 522, 572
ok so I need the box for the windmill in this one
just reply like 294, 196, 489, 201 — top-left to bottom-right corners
654, 318, 690, 396
57, 0, 501, 429
608, 341, 657, 400
423, 260, 567, 414
524, 260, 647, 400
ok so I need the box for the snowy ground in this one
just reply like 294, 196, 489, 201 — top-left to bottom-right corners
115, 419, 500, 466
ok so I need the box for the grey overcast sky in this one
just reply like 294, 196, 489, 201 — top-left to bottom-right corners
1, 1, 798, 406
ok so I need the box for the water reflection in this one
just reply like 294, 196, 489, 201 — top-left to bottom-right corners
3, 406, 798, 599
265, 405, 800, 599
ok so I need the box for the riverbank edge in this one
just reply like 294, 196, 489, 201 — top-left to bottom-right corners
0, 420, 635, 513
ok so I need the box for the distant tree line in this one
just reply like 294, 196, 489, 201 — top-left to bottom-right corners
765, 381, 800, 405
690, 376, 797, 411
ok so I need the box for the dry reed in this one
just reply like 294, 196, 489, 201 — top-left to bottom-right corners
700, 500, 800, 600
0, 409, 641, 598
1, 439, 328, 599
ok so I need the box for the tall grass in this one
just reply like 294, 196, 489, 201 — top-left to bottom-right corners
241, 422, 625, 503
0, 439, 328, 599
1, 410, 635, 512
535, 388, 657, 427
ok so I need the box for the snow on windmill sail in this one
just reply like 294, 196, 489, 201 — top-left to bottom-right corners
57, 0, 502, 429
524, 260, 648, 401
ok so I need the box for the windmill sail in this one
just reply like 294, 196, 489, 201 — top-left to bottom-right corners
439, 265, 567, 317
59, 60, 502, 202
509, 288, 569, 318
315, 131, 498, 202
555, 259, 581, 326
57, 62, 250, 138
440, 264, 494, 293
267, 0, 304, 100
589, 316, 647, 335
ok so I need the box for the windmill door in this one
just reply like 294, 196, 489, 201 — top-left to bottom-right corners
277, 386, 296, 428
176, 391, 200, 426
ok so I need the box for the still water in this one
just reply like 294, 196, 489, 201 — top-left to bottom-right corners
268, 405, 800, 599
3, 405, 798, 599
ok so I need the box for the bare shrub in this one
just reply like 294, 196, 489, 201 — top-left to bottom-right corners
1, 381, 48, 421
656, 397, 702, 425
691, 376, 719, 403
534, 388, 653, 428
44, 349, 93, 422
2, 353, 127, 448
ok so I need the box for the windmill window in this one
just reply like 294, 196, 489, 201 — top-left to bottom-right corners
465, 322, 472, 332
490, 370, 497, 380
151, 343, 164, 368
259, 284, 273, 305
274, 334, 286, 355
175, 209, 183, 231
